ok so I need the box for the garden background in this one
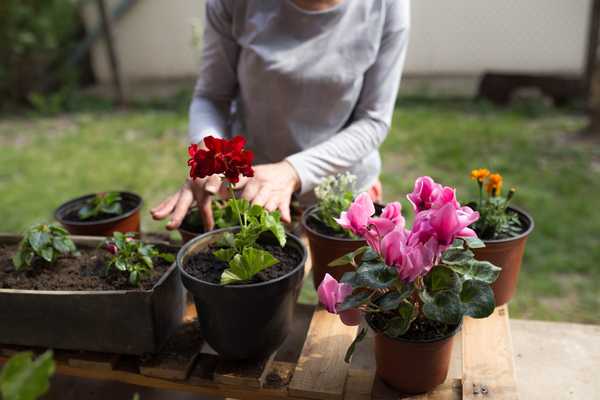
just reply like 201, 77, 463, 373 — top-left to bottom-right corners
1, 0, 599, 325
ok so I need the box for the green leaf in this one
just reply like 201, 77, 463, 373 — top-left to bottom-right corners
102, 202, 123, 215
344, 327, 367, 363
40, 247, 54, 263
441, 247, 474, 265
463, 237, 485, 249
375, 284, 413, 311
422, 291, 463, 325
52, 237, 71, 254
0, 350, 55, 400
129, 270, 140, 286
159, 253, 175, 263
142, 256, 153, 269
115, 259, 127, 271
262, 211, 286, 247
11, 252, 23, 270
355, 262, 398, 289
214, 248, 236, 262
28, 231, 50, 252
328, 246, 368, 267
460, 280, 496, 318
424, 267, 461, 293
362, 247, 380, 262
77, 205, 95, 220
446, 259, 501, 284
23, 250, 34, 267
384, 302, 416, 337
337, 291, 371, 312
220, 247, 278, 285
48, 225, 69, 235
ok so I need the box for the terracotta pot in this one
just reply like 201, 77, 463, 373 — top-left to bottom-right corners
474, 206, 534, 306
54, 192, 142, 236
178, 227, 307, 360
368, 316, 462, 394
301, 205, 365, 289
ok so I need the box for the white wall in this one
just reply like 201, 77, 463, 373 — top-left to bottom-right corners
84, 0, 591, 84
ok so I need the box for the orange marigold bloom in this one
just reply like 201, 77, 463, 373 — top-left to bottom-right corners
470, 168, 491, 182
485, 173, 503, 196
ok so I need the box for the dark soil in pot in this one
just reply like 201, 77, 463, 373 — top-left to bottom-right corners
366, 314, 461, 394
178, 228, 307, 360
302, 204, 383, 290
474, 206, 534, 306
0, 244, 174, 291
54, 191, 142, 236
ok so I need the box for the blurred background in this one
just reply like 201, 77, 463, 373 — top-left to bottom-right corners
0, 0, 598, 324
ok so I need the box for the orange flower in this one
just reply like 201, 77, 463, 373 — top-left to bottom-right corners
470, 168, 491, 182
485, 173, 503, 196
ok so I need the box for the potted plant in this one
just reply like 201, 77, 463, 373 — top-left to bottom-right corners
54, 191, 143, 236
467, 169, 534, 305
178, 199, 238, 243
0, 225, 184, 355
177, 136, 307, 360
301, 173, 382, 289
317, 177, 500, 394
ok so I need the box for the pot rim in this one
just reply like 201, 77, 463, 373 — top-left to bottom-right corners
0, 235, 178, 295
177, 226, 307, 289
365, 313, 463, 344
54, 191, 143, 226
480, 205, 535, 244
301, 204, 365, 243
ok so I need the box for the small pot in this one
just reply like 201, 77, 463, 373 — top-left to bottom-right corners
54, 192, 142, 236
178, 209, 205, 244
367, 316, 462, 394
177, 227, 307, 360
301, 205, 366, 289
474, 206, 534, 306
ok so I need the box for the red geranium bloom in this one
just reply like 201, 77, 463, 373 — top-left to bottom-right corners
187, 135, 254, 184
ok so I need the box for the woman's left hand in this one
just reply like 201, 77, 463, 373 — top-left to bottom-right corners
229, 161, 300, 223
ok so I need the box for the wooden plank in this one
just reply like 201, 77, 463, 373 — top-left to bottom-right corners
462, 305, 518, 400
288, 307, 359, 400
139, 320, 203, 381
262, 361, 296, 395
67, 352, 120, 371
345, 369, 376, 400
372, 378, 462, 400
214, 352, 276, 388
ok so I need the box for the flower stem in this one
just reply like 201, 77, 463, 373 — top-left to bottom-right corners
228, 184, 245, 228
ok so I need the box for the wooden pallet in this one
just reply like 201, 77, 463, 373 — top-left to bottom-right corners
0, 237, 519, 399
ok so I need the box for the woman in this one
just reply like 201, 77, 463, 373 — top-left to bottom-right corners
151, 0, 410, 230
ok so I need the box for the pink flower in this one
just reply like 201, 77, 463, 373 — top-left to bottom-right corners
335, 193, 375, 236
428, 203, 479, 246
105, 243, 118, 255
407, 176, 460, 212
317, 273, 353, 314
380, 228, 438, 282
368, 202, 404, 239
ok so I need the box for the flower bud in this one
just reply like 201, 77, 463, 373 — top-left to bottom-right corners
105, 243, 118, 255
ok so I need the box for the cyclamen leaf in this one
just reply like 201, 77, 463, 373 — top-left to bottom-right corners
460, 280, 495, 318
384, 302, 416, 338
424, 267, 461, 293
441, 247, 474, 265
362, 247, 380, 262
344, 327, 367, 363
355, 262, 398, 289
376, 283, 413, 311
328, 246, 368, 267
446, 259, 501, 284
337, 291, 371, 312
0, 350, 55, 400
422, 290, 463, 325
463, 237, 485, 249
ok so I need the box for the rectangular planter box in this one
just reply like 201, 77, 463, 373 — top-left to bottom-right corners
0, 234, 185, 355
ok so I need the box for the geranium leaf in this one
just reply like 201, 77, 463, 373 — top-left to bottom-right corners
262, 211, 286, 247
220, 247, 278, 285
460, 280, 495, 318
0, 350, 55, 400
214, 248, 236, 262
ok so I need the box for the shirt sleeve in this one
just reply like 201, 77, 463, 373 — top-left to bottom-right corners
188, 0, 239, 144
286, 0, 410, 195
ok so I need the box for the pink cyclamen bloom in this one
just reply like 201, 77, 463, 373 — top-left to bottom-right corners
429, 203, 480, 246
317, 273, 353, 314
335, 193, 375, 236
105, 243, 118, 255
368, 202, 405, 238
380, 227, 438, 282
407, 176, 440, 212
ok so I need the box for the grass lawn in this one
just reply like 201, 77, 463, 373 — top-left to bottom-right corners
0, 93, 598, 324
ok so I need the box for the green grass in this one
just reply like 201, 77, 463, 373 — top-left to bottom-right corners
0, 93, 598, 324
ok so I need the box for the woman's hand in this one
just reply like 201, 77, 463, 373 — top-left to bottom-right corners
234, 161, 301, 223
150, 175, 221, 231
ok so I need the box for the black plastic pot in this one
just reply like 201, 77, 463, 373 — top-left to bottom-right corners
0, 235, 185, 355
178, 227, 307, 360
54, 191, 143, 236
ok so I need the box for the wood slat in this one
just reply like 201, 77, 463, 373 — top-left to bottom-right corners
371, 378, 462, 400
214, 352, 276, 388
262, 361, 296, 395
139, 320, 203, 381
67, 352, 120, 371
288, 307, 359, 400
462, 305, 519, 400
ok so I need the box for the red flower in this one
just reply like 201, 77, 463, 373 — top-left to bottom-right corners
187, 136, 254, 184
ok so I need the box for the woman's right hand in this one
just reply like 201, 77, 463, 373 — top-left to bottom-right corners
150, 175, 222, 231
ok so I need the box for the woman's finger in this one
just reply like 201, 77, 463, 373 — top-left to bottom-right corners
251, 185, 271, 207
166, 188, 194, 230
204, 175, 221, 194
151, 192, 180, 220
198, 193, 215, 231
264, 197, 279, 213
278, 196, 292, 223
241, 180, 260, 202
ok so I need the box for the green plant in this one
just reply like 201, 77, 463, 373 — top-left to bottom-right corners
12, 224, 78, 270
0, 351, 55, 400
468, 169, 522, 240
78, 192, 123, 220
103, 232, 175, 286
184, 199, 239, 231
313, 173, 356, 237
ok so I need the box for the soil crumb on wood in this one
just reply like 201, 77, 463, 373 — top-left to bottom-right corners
184, 242, 302, 285
0, 244, 174, 291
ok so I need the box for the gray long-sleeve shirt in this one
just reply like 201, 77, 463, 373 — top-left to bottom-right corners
190, 0, 410, 201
